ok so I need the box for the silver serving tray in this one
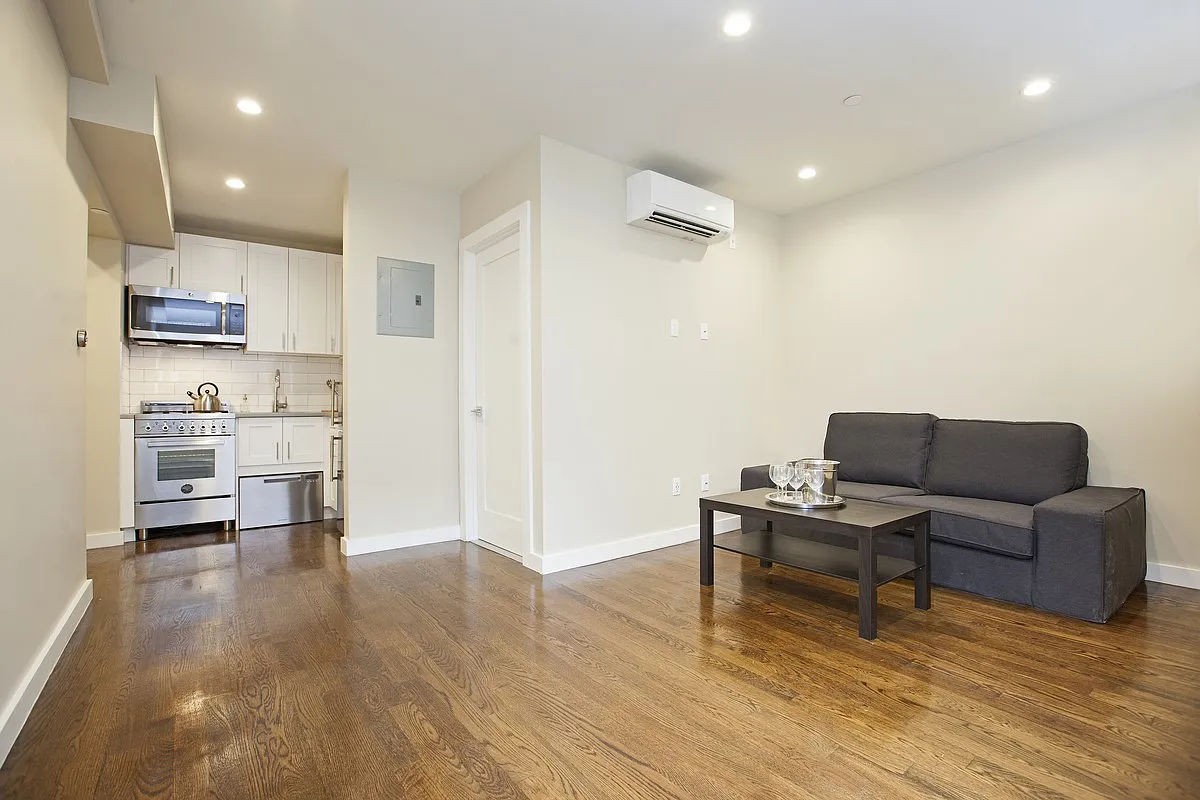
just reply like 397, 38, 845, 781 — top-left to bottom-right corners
765, 491, 845, 510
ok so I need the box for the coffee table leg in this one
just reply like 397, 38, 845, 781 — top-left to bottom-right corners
760, 520, 773, 568
914, 518, 931, 610
858, 536, 878, 640
700, 507, 714, 586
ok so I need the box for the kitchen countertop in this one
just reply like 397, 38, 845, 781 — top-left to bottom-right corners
235, 410, 335, 418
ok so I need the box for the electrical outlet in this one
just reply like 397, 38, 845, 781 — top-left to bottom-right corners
700, 322, 710, 341
700, 474, 710, 493
671, 477, 682, 496
670, 318, 679, 337
729, 233, 738, 250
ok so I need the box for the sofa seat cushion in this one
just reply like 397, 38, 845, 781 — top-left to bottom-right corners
824, 412, 937, 489
924, 419, 1088, 505
838, 481, 925, 502
885, 494, 1035, 559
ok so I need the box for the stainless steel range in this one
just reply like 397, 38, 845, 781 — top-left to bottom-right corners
134, 402, 236, 540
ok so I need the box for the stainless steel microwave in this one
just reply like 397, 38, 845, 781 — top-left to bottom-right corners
127, 285, 247, 348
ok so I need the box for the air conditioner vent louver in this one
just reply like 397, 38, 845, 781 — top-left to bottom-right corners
646, 210, 722, 239
626, 171, 734, 245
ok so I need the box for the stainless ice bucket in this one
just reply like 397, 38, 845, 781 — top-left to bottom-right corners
794, 458, 839, 503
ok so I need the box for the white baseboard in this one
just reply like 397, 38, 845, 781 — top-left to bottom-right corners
531, 513, 740, 575
86, 530, 125, 549
339, 524, 460, 557
1146, 561, 1200, 590
0, 579, 93, 764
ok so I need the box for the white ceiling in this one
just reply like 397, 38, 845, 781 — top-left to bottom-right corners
97, 0, 1200, 246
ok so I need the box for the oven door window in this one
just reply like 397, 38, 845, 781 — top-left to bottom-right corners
157, 448, 216, 482
131, 295, 223, 335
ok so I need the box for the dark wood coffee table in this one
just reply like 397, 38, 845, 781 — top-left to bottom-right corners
699, 489, 931, 640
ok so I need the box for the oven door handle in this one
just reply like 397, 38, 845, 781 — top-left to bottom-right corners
142, 437, 231, 448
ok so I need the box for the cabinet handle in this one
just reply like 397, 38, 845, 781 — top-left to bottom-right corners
282, 332, 286, 351
169, 265, 174, 286
275, 442, 280, 460
288, 441, 292, 460
330, 335, 335, 352
292, 332, 296, 350
241, 275, 245, 293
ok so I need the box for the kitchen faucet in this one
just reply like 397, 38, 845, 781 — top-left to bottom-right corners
273, 369, 288, 412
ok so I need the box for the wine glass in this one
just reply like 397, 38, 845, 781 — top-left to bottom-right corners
768, 463, 793, 496
788, 461, 805, 499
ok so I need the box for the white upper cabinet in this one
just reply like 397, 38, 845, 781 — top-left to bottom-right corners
126, 235, 180, 287
288, 249, 330, 355
177, 233, 248, 295
327, 255, 343, 356
246, 243, 290, 353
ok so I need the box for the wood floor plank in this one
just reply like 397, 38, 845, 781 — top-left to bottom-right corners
1, 523, 1198, 799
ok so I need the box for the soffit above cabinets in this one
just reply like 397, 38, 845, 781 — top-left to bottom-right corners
69, 64, 174, 248
43, 0, 109, 83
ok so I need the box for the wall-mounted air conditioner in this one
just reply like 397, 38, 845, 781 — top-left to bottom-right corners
626, 170, 734, 244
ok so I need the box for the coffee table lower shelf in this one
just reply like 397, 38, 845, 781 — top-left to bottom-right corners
712, 530, 917, 586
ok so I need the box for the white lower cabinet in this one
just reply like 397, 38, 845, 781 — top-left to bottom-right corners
238, 419, 285, 466
284, 418, 326, 463
237, 417, 330, 467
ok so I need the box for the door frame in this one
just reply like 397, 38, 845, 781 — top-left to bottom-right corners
458, 202, 534, 565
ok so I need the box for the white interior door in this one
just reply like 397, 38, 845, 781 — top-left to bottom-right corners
471, 233, 525, 556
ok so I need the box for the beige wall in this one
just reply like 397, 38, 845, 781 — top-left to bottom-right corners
0, 0, 90, 759
85, 236, 125, 537
538, 138, 780, 559
778, 86, 1200, 572
341, 173, 461, 549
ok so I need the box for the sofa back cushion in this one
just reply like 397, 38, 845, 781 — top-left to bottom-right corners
824, 412, 937, 489
925, 419, 1088, 505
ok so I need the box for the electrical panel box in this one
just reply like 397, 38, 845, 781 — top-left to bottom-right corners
377, 257, 434, 338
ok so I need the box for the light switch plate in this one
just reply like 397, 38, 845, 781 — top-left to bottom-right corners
670, 318, 679, 337
671, 477, 682, 496
700, 474, 710, 492
700, 322, 710, 340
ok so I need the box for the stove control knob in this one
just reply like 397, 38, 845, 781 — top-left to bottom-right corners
189, 423, 197, 432
160, 423, 169, 432
177, 423, 186, 432
143, 423, 152, 432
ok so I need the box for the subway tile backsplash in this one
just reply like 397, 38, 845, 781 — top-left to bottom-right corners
122, 344, 341, 414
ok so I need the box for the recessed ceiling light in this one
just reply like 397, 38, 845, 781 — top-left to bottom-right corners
236, 97, 262, 115
723, 11, 752, 37
1021, 78, 1053, 97
797, 166, 818, 181
225, 177, 246, 190
843, 94, 863, 106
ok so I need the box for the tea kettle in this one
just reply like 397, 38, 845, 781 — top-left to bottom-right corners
187, 382, 222, 413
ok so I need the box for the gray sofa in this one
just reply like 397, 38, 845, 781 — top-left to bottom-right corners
742, 412, 1146, 622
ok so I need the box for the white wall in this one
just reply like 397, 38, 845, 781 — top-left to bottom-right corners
0, 0, 92, 762
85, 236, 125, 538
537, 139, 780, 563
341, 173, 461, 552
778, 86, 1200, 573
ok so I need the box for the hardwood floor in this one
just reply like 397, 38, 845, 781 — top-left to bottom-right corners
2, 524, 1198, 799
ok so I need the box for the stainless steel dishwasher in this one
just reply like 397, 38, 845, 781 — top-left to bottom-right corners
238, 473, 323, 529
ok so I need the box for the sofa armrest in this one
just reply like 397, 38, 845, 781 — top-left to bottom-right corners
1032, 486, 1146, 622
738, 465, 772, 533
